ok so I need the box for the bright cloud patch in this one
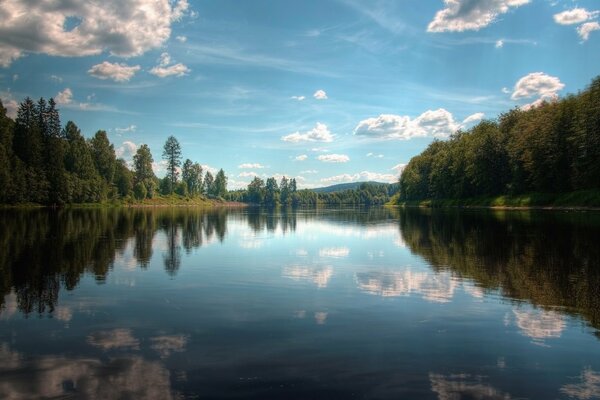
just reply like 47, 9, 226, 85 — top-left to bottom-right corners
55, 88, 73, 105
115, 125, 137, 134
116, 141, 137, 159
511, 72, 564, 109
0, 0, 189, 67
238, 163, 265, 169
313, 90, 328, 100
578, 22, 600, 41
317, 154, 349, 163
428, 0, 530, 33
238, 171, 259, 178
282, 122, 334, 143
149, 52, 190, 78
553, 8, 598, 25
295, 155, 308, 161
462, 112, 485, 125
321, 171, 397, 184
354, 109, 458, 140
291, 95, 306, 101
88, 62, 141, 82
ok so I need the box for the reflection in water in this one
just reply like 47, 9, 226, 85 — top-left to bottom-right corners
150, 335, 189, 359
283, 265, 333, 288
87, 329, 140, 351
0, 342, 174, 400
512, 307, 566, 341
561, 368, 600, 399
429, 373, 512, 400
318, 247, 350, 258
399, 208, 600, 330
355, 269, 458, 303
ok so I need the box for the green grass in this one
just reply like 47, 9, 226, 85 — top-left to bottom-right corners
394, 189, 600, 209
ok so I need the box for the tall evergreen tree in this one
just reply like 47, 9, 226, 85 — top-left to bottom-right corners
162, 136, 181, 194
133, 144, 155, 197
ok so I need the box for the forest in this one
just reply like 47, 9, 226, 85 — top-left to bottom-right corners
0, 97, 227, 204
399, 76, 600, 203
226, 178, 396, 207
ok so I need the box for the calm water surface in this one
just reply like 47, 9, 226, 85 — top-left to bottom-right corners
1, 207, 600, 399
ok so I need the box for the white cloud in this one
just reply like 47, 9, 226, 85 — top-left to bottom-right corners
313, 89, 328, 100
462, 112, 485, 125
495, 39, 504, 48
428, 0, 530, 32
317, 154, 349, 163
295, 154, 308, 161
501, 87, 511, 94
511, 72, 564, 109
238, 171, 259, 178
553, 8, 598, 25
291, 95, 306, 101
366, 153, 384, 158
149, 53, 190, 78
0, 91, 18, 118
282, 122, 334, 143
300, 169, 318, 174
55, 88, 73, 105
50, 75, 63, 83
320, 171, 397, 184
578, 22, 600, 41
354, 109, 459, 140
88, 61, 141, 82
115, 125, 137, 134
175, 35, 187, 43
391, 163, 407, 174
116, 141, 137, 159
238, 163, 265, 169
0, 0, 190, 67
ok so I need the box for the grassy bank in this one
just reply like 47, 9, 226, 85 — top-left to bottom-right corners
391, 189, 600, 210
0, 195, 247, 209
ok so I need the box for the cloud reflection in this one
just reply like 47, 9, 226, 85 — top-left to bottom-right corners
0, 343, 174, 400
283, 265, 333, 288
429, 373, 512, 400
150, 335, 189, 359
87, 329, 140, 351
561, 368, 600, 399
512, 308, 565, 341
355, 269, 458, 303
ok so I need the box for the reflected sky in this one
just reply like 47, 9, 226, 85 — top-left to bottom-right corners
1, 207, 600, 399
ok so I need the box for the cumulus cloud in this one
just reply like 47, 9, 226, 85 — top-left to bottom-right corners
0, 0, 190, 67
391, 163, 407, 174
321, 171, 397, 184
354, 109, 459, 140
238, 163, 265, 169
149, 53, 190, 77
313, 89, 328, 100
511, 72, 564, 109
553, 8, 598, 25
55, 88, 73, 105
578, 22, 600, 41
88, 61, 141, 82
295, 154, 308, 161
317, 154, 349, 163
428, 0, 530, 32
282, 122, 334, 143
0, 91, 18, 118
115, 141, 138, 160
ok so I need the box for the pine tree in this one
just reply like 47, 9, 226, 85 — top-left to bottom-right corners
162, 136, 181, 194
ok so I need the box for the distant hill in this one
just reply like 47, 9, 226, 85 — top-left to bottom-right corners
311, 181, 389, 193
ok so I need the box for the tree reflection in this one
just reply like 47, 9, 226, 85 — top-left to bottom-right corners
398, 208, 600, 330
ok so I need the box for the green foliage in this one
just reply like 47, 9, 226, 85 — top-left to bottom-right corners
90, 130, 116, 184
399, 76, 600, 203
134, 181, 147, 200
162, 135, 182, 194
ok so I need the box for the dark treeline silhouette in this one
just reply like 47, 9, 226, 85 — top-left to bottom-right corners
399, 76, 600, 201
0, 98, 227, 204
399, 208, 600, 329
228, 177, 396, 206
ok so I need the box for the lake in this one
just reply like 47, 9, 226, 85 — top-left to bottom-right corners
1, 207, 599, 399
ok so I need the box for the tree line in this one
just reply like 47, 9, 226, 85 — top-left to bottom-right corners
227, 177, 396, 206
399, 76, 600, 201
0, 97, 228, 204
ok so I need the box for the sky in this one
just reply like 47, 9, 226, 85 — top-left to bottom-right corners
0, 0, 599, 189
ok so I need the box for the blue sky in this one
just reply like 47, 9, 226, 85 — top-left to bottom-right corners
1, 0, 599, 188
